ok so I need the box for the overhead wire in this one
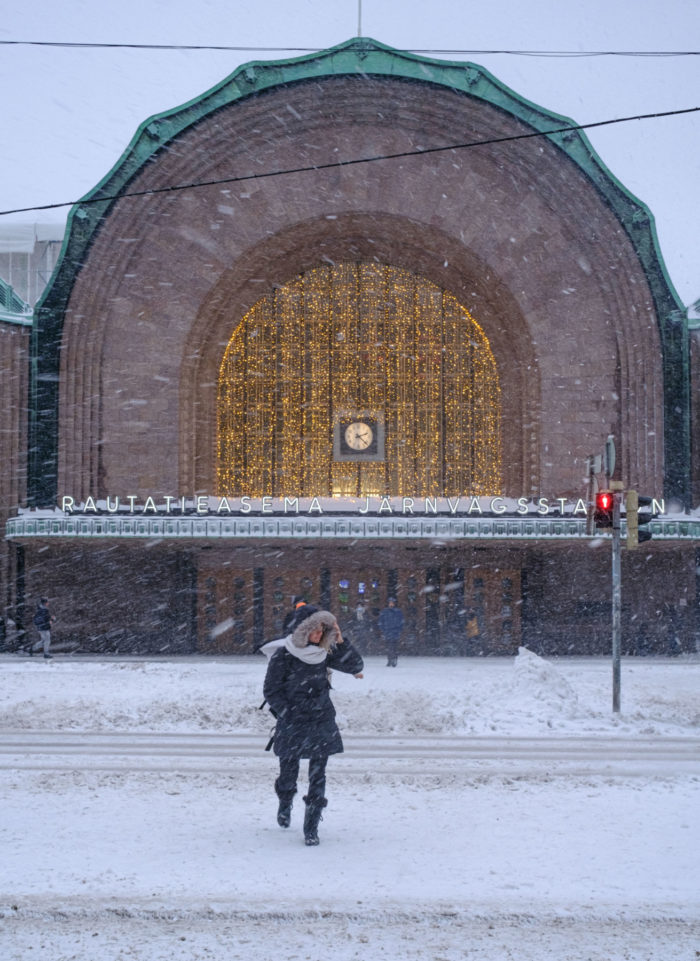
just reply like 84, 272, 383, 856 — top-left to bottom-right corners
0, 105, 697, 218
0, 39, 698, 56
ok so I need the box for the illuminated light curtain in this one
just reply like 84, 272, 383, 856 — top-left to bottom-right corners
217, 263, 502, 496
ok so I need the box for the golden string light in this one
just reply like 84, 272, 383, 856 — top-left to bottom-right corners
217, 263, 502, 497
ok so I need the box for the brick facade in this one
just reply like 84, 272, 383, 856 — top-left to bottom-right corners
0, 320, 28, 644
3, 42, 696, 655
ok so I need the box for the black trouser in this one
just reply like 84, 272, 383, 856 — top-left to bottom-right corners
277, 755, 328, 804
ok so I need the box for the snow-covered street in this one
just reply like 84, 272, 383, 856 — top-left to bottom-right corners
1, 651, 699, 959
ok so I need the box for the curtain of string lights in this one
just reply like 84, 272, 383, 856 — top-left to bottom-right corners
217, 263, 502, 498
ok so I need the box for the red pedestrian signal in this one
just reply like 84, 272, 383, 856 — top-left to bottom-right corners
594, 490, 614, 529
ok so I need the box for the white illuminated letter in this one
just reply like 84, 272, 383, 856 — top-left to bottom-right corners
284, 497, 299, 514
402, 497, 414, 514
262, 496, 273, 514
308, 497, 323, 514
537, 498, 549, 515
240, 496, 252, 514
164, 496, 175, 513
61, 496, 74, 513
468, 497, 482, 515
217, 497, 232, 514
359, 496, 370, 514
126, 495, 138, 513
106, 496, 119, 513
378, 497, 392, 514
424, 497, 438, 514
573, 498, 587, 515
84, 496, 97, 513
447, 497, 460, 514
490, 497, 506, 514
556, 498, 567, 514
516, 497, 528, 515
143, 497, 157, 514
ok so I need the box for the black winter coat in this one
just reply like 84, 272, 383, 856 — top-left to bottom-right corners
34, 605, 52, 631
263, 641, 364, 759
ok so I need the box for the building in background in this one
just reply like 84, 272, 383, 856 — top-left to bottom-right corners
2, 39, 699, 655
0, 222, 65, 307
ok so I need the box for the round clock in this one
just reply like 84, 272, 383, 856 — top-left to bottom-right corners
344, 420, 374, 451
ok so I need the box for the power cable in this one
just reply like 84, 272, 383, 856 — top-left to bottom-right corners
0, 39, 698, 56
1, 104, 697, 218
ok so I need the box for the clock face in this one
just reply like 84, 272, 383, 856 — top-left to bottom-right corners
344, 420, 374, 451
334, 414, 384, 461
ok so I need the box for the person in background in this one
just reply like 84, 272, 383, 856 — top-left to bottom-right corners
378, 597, 404, 667
282, 595, 317, 635
463, 606, 482, 656
263, 610, 364, 846
32, 597, 55, 659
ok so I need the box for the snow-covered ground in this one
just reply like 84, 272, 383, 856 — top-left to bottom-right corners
1, 650, 699, 960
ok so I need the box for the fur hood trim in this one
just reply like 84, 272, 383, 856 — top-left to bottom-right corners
291, 610, 339, 651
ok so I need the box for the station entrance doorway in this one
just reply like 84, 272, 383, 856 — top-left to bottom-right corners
196, 545, 522, 655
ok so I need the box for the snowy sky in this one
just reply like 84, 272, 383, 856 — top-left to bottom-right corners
0, 0, 698, 304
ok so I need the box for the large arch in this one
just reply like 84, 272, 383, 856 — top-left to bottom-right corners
184, 214, 538, 496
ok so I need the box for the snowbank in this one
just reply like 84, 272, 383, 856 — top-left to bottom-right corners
1, 650, 698, 738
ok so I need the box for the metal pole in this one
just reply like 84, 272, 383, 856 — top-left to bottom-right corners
611, 490, 622, 712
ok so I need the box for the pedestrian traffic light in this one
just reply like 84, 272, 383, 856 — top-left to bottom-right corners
594, 490, 614, 529
625, 490, 656, 549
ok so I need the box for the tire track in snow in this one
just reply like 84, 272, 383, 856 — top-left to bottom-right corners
0, 730, 698, 776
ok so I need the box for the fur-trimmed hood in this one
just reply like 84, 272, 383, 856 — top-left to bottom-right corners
291, 610, 340, 651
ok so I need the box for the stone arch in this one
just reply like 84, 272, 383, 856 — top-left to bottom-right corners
181, 214, 540, 496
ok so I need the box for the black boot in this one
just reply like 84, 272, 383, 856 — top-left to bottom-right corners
302, 795, 327, 846
275, 780, 296, 828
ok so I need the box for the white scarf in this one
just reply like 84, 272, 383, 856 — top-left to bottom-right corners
284, 635, 328, 664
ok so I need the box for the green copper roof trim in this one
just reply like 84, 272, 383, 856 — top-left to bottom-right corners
29, 37, 689, 505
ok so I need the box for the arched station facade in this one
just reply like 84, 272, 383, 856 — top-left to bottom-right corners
3, 39, 698, 655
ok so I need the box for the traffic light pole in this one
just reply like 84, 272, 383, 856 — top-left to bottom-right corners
591, 435, 628, 713
611, 486, 622, 713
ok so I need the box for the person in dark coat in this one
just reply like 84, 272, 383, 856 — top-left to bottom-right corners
378, 597, 404, 666
281, 596, 318, 635
32, 597, 55, 659
263, 609, 364, 845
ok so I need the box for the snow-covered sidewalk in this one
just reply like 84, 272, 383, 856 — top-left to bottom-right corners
1, 651, 699, 960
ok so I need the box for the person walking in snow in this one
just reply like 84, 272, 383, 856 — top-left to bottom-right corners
378, 597, 404, 666
462, 606, 482, 656
262, 610, 364, 846
31, 597, 55, 659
